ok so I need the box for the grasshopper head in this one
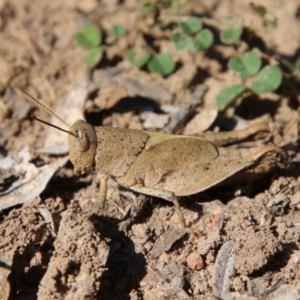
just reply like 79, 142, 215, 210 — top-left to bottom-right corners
17, 89, 98, 174
69, 120, 97, 174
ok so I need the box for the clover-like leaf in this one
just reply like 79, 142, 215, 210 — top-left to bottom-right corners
180, 17, 202, 35
251, 65, 282, 94
126, 48, 152, 68
84, 47, 103, 67
171, 33, 192, 50
228, 51, 261, 79
193, 29, 214, 51
147, 54, 175, 76
111, 24, 126, 39
216, 84, 247, 109
74, 24, 102, 49
220, 27, 243, 44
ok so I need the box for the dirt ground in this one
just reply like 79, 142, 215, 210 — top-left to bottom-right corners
0, 0, 300, 299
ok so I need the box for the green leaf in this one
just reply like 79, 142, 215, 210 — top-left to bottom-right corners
140, 4, 153, 14
250, 3, 276, 28
126, 48, 152, 68
251, 65, 282, 94
147, 54, 175, 76
279, 59, 294, 73
159, 22, 169, 30
84, 47, 103, 67
111, 24, 126, 39
171, 33, 192, 50
180, 17, 202, 35
193, 29, 214, 51
74, 24, 102, 49
157, 0, 172, 9
228, 51, 261, 79
220, 27, 243, 44
250, 3, 267, 16
295, 58, 300, 71
216, 84, 247, 109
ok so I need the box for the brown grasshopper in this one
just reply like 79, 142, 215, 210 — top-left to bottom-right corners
18, 89, 287, 226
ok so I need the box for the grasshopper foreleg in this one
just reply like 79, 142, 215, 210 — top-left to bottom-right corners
97, 174, 109, 213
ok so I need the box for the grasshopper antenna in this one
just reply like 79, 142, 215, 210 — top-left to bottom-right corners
31, 115, 77, 137
16, 87, 77, 138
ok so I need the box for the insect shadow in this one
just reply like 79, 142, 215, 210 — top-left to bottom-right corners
90, 214, 147, 299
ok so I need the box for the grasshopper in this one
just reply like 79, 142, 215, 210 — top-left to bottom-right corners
18, 89, 287, 226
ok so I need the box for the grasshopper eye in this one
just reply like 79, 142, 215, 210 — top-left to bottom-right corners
69, 120, 97, 174
76, 129, 90, 152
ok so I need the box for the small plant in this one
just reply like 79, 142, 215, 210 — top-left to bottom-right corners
74, 6, 214, 76
228, 51, 262, 79
171, 17, 214, 51
250, 3, 277, 28
126, 48, 151, 69
147, 53, 175, 76
73, 0, 298, 95
216, 46, 283, 109
220, 26, 243, 44
217, 85, 248, 110
251, 65, 282, 94
110, 24, 127, 40
74, 24, 103, 67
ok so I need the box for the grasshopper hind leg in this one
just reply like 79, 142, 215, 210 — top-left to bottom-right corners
129, 186, 186, 227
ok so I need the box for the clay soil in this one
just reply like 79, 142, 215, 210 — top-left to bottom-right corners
0, 0, 300, 299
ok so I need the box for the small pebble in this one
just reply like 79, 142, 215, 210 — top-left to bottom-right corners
186, 252, 204, 270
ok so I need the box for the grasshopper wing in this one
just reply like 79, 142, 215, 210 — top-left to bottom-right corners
145, 133, 219, 169
129, 135, 280, 197
117, 134, 218, 190
156, 145, 281, 196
